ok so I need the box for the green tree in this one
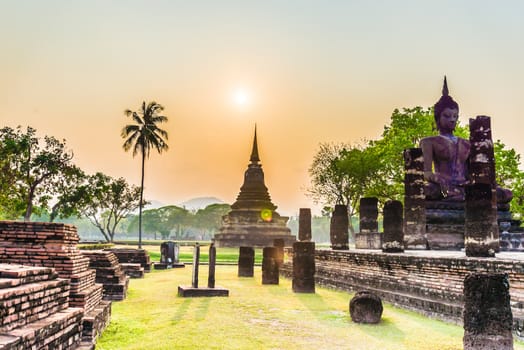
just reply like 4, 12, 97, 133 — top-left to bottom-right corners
121, 101, 169, 248
0, 126, 75, 220
127, 205, 191, 240
308, 142, 382, 233
193, 203, 231, 239
79, 173, 142, 242
494, 140, 524, 218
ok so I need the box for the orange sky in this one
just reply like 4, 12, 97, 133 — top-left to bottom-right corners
1, 1, 524, 215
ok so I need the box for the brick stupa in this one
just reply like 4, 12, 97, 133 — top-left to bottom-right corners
214, 127, 296, 247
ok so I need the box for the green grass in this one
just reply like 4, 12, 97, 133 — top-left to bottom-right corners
142, 245, 264, 264
96, 265, 524, 350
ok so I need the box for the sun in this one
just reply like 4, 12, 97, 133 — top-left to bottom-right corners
232, 88, 251, 107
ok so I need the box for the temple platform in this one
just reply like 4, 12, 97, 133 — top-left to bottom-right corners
281, 248, 524, 338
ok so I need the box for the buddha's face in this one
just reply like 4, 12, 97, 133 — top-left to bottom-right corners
438, 107, 458, 133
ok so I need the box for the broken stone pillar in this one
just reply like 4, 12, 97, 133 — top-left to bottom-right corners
298, 208, 312, 241
273, 238, 285, 267
463, 273, 513, 350
359, 197, 378, 233
382, 200, 404, 253
403, 148, 427, 249
238, 246, 255, 277
467, 116, 499, 255
330, 204, 349, 250
292, 241, 315, 293
207, 243, 216, 288
191, 244, 200, 288
465, 183, 499, 257
349, 291, 383, 324
262, 247, 279, 285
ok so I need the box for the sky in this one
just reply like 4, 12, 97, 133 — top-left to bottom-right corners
1, 1, 524, 216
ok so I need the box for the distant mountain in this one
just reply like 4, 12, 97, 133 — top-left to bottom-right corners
143, 200, 166, 210
179, 197, 225, 211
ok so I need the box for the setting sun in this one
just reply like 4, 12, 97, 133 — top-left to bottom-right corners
232, 88, 251, 107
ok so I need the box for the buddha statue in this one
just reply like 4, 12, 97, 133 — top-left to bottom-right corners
420, 77, 512, 203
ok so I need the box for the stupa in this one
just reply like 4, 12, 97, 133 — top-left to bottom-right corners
213, 127, 296, 247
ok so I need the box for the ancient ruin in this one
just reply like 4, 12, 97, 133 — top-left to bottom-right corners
262, 247, 279, 284
463, 273, 513, 349
330, 204, 349, 250
292, 241, 315, 293
238, 246, 255, 277
349, 291, 383, 324
155, 241, 185, 269
298, 208, 312, 241
213, 127, 296, 247
382, 200, 404, 253
82, 250, 130, 301
354, 197, 381, 249
178, 243, 229, 297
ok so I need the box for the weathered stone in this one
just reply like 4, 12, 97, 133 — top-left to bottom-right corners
238, 247, 255, 277
262, 247, 279, 284
382, 201, 404, 253
349, 291, 383, 324
298, 208, 312, 242
465, 183, 499, 257
214, 127, 296, 247
359, 197, 378, 233
208, 243, 216, 288
403, 148, 427, 249
330, 204, 349, 250
469, 116, 496, 185
292, 241, 315, 293
463, 273, 513, 349
192, 244, 200, 288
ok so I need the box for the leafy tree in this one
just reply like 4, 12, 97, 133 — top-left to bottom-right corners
308, 142, 382, 233
0, 126, 75, 220
49, 165, 87, 222
78, 173, 142, 242
121, 101, 169, 248
193, 203, 231, 239
494, 140, 524, 218
127, 205, 191, 240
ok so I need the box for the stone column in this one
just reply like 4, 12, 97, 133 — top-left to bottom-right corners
207, 243, 216, 288
466, 116, 499, 256
262, 247, 279, 285
463, 273, 513, 349
359, 197, 378, 233
238, 247, 255, 277
403, 148, 427, 249
382, 200, 404, 253
465, 183, 498, 257
298, 208, 312, 241
330, 204, 349, 250
273, 238, 285, 267
191, 243, 200, 288
292, 241, 315, 293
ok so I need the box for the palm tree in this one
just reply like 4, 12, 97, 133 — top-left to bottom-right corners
121, 101, 169, 248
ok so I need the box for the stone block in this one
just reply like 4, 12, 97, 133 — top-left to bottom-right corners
349, 291, 383, 324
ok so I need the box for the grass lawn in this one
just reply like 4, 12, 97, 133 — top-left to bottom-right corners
96, 265, 524, 350
136, 245, 264, 264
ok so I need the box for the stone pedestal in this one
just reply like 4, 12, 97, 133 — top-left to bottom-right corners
403, 148, 427, 249
355, 197, 381, 249
463, 273, 513, 349
382, 201, 404, 253
465, 183, 499, 257
238, 247, 255, 277
330, 204, 349, 250
292, 241, 315, 293
298, 208, 312, 241
262, 247, 279, 284
349, 291, 383, 324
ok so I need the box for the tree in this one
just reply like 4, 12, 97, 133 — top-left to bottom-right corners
127, 205, 191, 240
121, 101, 169, 248
193, 203, 231, 239
49, 165, 87, 222
494, 140, 524, 218
0, 126, 75, 220
78, 173, 142, 242
308, 142, 382, 233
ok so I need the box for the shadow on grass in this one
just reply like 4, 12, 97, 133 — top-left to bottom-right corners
354, 316, 406, 343
172, 298, 192, 325
195, 298, 211, 321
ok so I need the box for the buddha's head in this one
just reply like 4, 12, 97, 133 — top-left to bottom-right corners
434, 76, 459, 131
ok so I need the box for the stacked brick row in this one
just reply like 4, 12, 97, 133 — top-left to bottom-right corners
105, 248, 152, 272
0, 263, 83, 349
0, 221, 111, 345
281, 250, 524, 325
120, 263, 145, 278
82, 251, 129, 301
